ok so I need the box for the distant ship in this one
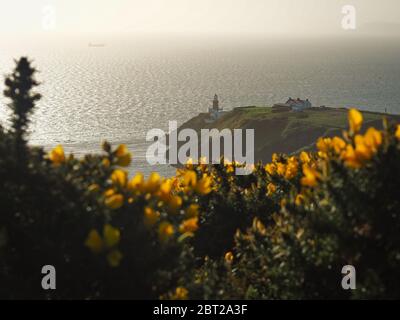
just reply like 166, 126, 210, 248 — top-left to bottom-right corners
88, 43, 106, 48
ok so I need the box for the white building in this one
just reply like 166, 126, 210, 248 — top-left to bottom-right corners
285, 98, 312, 111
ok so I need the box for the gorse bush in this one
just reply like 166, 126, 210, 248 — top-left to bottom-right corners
181, 111, 400, 300
1, 58, 400, 299
0, 58, 195, 299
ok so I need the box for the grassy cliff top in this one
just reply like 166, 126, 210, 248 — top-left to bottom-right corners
189, 106, 390, 130
179, 106, 400, 163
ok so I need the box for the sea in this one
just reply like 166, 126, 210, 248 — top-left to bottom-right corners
1, 34, 400, 177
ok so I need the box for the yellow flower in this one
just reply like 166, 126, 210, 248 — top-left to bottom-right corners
157, 179, 173, 202
363, 127, 382, 152
127, 173, 144, 192
224, 160, 235, 173
101, 158, 111, 168
115, 144, 128, 156
272, 153, 279, 162
103, 224, 121, 248
266, 183, 276, 196
105, 193, 124, 209
171, 287, 189, 300
104, 188, 115, 197
182, 170, 197, 187
85, 224, 120, 253
341, 128, 382, 169
85, 230, 103, 254
349, 108, 363, 134
158, 222, 175, 243
265, 163, 276, 175
285, 157, 298, 179
111, 169, 127, 187
276, 163, 286, 176
316, 137, 332, 153
49, 145, 65, 166
106, 249, 123, 267
144, 207, 160, 228
341, 145, 362, 169
186, 204, 200, 218
168, 195, 183, 213
115, 144, 132, 167
300, 151, 311, 164
85, 225, 123, 266
300, 165, 321, 187
144, 172, 161, 194
195, 175, 212, 195
88, 184, 100, 193
354, 135, 374, 161
332, 137, 347, 154
295, 194, 305, 206
253, 217, 267, 235
179, 217, 199, 233
396, 125, 400, 140
116, 153, 131, 167
224, 251, 234, 263
317, 151, 328, 159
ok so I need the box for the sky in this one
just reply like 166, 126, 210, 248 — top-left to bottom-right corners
0, 0, 400, 36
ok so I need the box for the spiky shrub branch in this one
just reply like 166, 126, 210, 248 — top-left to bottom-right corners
3, 57, 41, 158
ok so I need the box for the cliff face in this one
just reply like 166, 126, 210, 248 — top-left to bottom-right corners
175, 106, 400, 164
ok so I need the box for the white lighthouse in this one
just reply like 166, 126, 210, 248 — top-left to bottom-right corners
208, 94, 225, 121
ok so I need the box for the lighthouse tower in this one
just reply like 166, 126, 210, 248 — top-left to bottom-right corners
213, 94, 219, 111
207, 94, 224, 122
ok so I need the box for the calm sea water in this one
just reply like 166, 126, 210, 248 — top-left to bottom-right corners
1, 35, 400, 176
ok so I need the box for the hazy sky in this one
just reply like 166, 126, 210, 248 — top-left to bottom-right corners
1, 0, 400, 35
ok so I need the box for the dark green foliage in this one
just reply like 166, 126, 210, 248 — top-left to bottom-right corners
183, 128, 400, 299
0, 58, 184, 299
1, 57, 400, 300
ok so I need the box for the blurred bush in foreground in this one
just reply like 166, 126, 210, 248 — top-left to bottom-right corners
1, 58, 400, 299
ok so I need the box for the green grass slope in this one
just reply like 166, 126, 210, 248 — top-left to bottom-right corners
177, 106, 400, 163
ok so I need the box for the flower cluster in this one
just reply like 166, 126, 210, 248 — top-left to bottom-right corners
314, 109, 384, 169
175, 108, 400, 300
85, 224, 123, 267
